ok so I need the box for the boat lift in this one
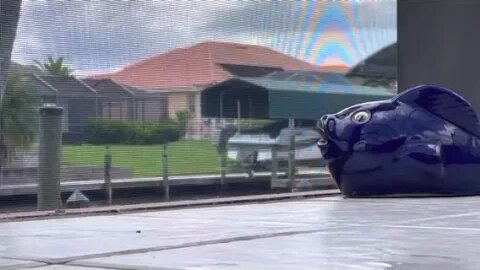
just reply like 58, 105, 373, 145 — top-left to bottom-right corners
203, 75, 394, 189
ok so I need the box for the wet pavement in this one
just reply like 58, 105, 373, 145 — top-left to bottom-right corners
1, 195, 480, 269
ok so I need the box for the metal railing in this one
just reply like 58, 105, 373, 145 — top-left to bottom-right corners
0, 100, 329, 211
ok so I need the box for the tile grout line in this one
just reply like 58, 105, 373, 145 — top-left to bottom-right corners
0, 261, 46, 270
62, 228, 326, 263
389, 211, 480, 225
2, 228, 327, 266
381, 224, 480, 231
68, 260, 183, 270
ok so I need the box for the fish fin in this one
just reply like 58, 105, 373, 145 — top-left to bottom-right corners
355, 136, 406, 153
395, 85, 480, 138
396, 142, 444, 177
402, 143, 441, 163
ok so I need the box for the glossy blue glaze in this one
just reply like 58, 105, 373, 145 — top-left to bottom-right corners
317, 85, 480, 197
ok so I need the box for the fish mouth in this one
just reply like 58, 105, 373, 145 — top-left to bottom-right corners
317, 137, 342, 161
317, 116, 341, 159
317, 123, 344, 160
316, 126, 329, 149
317, 135, 328, 147
317, 139, 328, 147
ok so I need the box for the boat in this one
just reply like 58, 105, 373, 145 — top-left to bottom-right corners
226, 127, 324, 169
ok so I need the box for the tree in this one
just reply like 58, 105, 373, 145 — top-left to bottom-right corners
0, 0, 23, 98
0, 74, 39, 166
34, 56, 73, 76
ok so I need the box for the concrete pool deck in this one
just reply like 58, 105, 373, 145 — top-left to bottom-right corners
1, 193, 479, 269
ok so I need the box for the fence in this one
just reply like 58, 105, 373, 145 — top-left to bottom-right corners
0, 93, 328, 211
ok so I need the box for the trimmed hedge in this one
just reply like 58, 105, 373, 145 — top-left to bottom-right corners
85, 118, 181, 145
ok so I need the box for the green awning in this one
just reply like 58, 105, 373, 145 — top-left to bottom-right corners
201, 77, 395, 120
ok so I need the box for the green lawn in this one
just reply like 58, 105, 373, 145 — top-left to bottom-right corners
62, 140, 223, 177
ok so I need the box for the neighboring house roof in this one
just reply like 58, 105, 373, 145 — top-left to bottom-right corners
83, 78, 133, 97
83, 78, 166, 98
89, 41, 344, 90
202, 77, 394, 120
8, 62, 48, 77
241, 77, 394, 96
31, 75, 97, 97
264, 70, 357, 85
347, 43, 397, 79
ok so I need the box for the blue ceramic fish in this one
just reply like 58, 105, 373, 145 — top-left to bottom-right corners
317, 85, 480, 197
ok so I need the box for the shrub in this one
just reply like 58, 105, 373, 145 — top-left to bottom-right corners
175, 110, 191, 138
85, 118, 181, 145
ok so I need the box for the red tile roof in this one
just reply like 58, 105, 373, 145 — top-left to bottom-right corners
89, 41, 347, 90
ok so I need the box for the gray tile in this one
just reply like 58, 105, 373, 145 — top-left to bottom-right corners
0, 200, 344, 259
75, 225, 480, 270
2, 195, 480, 269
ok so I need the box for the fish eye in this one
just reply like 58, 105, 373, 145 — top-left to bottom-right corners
352, 110, 371, 124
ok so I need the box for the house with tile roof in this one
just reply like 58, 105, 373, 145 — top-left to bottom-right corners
83, 78, 168, 122
28, 74, 99, 143
28, 75, 169, 143
89, 41, 344, 138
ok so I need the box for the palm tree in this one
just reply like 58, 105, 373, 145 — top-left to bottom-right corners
34, 56, 73, 76
0, 74, 39, 167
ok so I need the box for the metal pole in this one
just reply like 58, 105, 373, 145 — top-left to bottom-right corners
95, 92, 98, 117
220, 149, 227, 192
220, 91, 224, 127
288, 133, 296, 192
162, 144, 170, 200
271, 145, 278, 189
288, 118, 296, 192
104, 145, 112, 205
38, 104, 63, 210
288, 118, 295, 129
237, 99, 241, 134
248, 95, 253, 121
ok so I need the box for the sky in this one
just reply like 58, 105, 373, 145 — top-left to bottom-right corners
12, 0, 397, 77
